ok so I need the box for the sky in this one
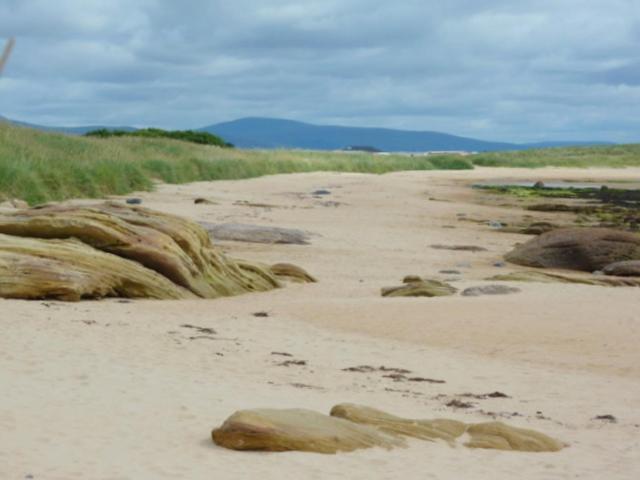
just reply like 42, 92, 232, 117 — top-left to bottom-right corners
1, 0, 640, 143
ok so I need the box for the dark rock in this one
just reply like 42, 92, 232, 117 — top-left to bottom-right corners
462, 285, 521, 297
199, 222, 311, 245
125, 198, 142, 205
312, 189, 331, 196
603, 260, 640, 277
505, 228, 640, 271
439, 270, 462, 275
533, 181, 545, 188
521, 222, 556, 235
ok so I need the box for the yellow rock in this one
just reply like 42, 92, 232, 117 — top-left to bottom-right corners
330, 403, 466, 444
0, 234, 194, 301
211, 408, 405, 454
465, 421, 564, 452
270, 262, 317, 283
0, 202, 303, 300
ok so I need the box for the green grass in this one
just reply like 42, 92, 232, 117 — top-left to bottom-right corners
472, 144, 640, 168
0, 122, 472, 204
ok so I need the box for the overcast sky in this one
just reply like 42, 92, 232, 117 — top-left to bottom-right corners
1, 0, 639, 142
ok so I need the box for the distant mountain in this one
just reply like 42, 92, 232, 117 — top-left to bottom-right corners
2, 115, 614, 152
199, 117, 521, 152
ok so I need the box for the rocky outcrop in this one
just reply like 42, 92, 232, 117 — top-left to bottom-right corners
211, 408, 404, 453
505, 228, 640, 272
0, 233, 194, 301
382, 277, 457, 297
200, 222, 311, 245
603, 260, 640, 277
0, 203, 312, 301
212, 404, 564, 454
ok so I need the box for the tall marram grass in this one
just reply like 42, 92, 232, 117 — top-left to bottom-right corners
0, 122, 472, 204
472, 144, 640, 168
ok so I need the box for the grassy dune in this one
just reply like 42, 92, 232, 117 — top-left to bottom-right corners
472, 144, 640, 168
0, 122, 471, 204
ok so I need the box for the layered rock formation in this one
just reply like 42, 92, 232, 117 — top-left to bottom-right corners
0, 202, 312, 301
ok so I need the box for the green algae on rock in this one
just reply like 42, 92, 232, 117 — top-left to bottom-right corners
0, 234, 195, 301
487, 270, 640, 287
382, 277, 457, 297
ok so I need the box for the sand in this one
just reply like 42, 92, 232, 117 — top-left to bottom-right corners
1, 167, 639, 479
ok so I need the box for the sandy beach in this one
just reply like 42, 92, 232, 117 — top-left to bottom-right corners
2, 167, 639, 479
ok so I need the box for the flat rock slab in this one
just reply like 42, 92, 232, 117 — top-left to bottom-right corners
461, 285, 521, 297
212, 404, 564, 454
200, 222, 311, 245
505, 227, 640, 272
488, 270, 640, 287
211, 408, 404, 453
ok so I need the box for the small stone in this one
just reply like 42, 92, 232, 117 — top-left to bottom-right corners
312, 189, 331, 196
462, 285, 521, 297
533, 181, 545, 188
493, 261, 506, 268
488, 221, 503, 229
125, 198, 142, 205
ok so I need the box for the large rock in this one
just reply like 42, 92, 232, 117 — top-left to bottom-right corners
0, 203, 293, 300
505, 228, 640, 271
603, 260, 640, 277
0, 234, 194, 301
212, 404, 564, 454
211, 408, 404, 454
331, 404, 563, 452
200, 222, 311, 245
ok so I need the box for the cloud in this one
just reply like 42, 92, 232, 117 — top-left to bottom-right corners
1, 0, 639, 142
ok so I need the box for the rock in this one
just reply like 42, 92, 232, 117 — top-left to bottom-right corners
125, 198, 142, 205
488, 221, 504, 229
464, 422, 564, 452
312, 189, 331, 196
487, 270, 640, 287
505, 228, 640, 272
270, 263, 317, 283
439, 270, 461, 275
0, 234, 194, 301
200, 222, 310, 245
382, 278, 457, 297
0, 203, 291, 300
211, 408, 404, 453
430, 244, 488, 252
194, 198, 217, 205
603, 260, 640, 277
213, 404, 564, 454
461, 285, 521, 297
493, 261, 506, 268
330, 404, 466, 444
402, 274, 423, 283
533, 181, 545, 188
332, 404, 563, 452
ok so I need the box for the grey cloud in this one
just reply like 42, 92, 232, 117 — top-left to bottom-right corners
1, 0, 639, 142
